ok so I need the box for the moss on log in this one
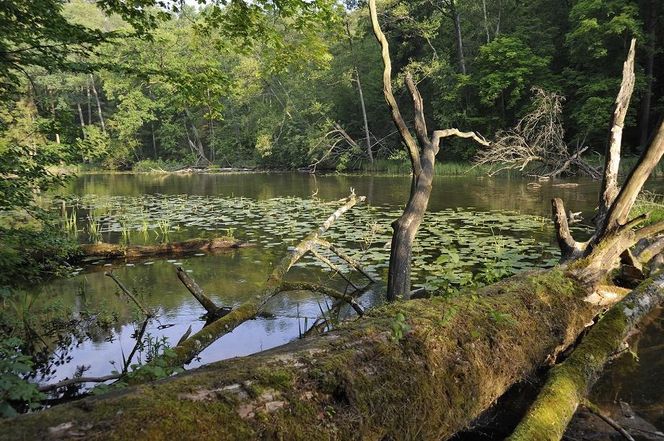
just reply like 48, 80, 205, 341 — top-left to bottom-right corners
78, 237, 246, 260
507, 273, 664, 441
3, 268, 604, 440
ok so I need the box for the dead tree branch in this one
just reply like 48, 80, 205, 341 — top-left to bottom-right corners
508, 273, 664, 440
597, 38, 638, 228
474, 88, 600, 178
38, 374, 122, 393
149, 192, 366, 368
176, 266, 231, 319
279, 282, 364, 316
369, 0, 489, 300
104, 271, 153, 318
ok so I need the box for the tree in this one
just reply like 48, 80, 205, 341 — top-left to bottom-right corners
366, 0, 490, 300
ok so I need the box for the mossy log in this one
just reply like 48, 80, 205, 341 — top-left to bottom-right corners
78, 237, 246, 260
508, 273, 664, 441
3, 268, 608, 440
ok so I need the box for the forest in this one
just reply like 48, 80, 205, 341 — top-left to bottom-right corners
2, 0, 663, 174
1, 0, 664, 440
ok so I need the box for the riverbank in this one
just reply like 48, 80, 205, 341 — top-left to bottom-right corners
49, 154, 664, 179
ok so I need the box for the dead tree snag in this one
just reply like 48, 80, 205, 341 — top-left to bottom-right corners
369, 0, 489, 300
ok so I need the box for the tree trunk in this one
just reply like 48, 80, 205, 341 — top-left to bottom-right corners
639, 1, 656, 149
2, 268, 603, 441
184, 108, 209, 166
151, 121, 157, 158
482, 0, 491, 43
508, 273, 664, 440
451, 1, 467, 75
76, 102, 86, 138
86, 81, 92, 125
89, 74, 106, 133
387, 157, 434, 299
355, 69, 373, 164
50, 101, 60, 144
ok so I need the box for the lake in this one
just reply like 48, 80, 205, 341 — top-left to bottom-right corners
23, 172, 664, 430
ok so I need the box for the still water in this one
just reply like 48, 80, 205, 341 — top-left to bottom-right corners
27, 172, 664, 429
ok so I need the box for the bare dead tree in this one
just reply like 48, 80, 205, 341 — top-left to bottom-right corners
369, 0, 489, 300
551, 39, 664, 286
474, 87, 600, 179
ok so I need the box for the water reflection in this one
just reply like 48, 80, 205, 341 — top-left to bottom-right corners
28, 173, 664, 399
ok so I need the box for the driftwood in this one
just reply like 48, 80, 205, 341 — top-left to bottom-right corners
474, 88, 601, 179
37, 373, 122, 394
508, 273, 664, 440
79, 237, 246, 260
176, 266, 232, 319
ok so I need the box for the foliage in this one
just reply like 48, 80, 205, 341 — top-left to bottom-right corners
390, 312, 410, 342
474, 36, 550, 110
0, 225, 80, 286
2, 0, 661, 171
0, 338, 43, 418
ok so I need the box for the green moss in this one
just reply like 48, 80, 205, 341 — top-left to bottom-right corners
508, 297, 630, 440
253, 367, 294, 389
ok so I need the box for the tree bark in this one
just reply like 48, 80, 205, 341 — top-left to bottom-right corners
482, 0, 491, 43
369, 0, 487, 300
451, 1, 467, 75
176, 266, 229, 318
508, 273, 664, 441
597, 39, 636, 229
184, 108, 210, 166
639, 0, 656, 149
86, 81, 92, 125
355, 69, 373, 164
76, 102, 86, 138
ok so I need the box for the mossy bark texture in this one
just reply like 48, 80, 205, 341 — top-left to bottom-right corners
3, 269, 601, 441
508, 273, 664, 441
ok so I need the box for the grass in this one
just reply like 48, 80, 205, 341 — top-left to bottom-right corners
585, 154, 664, 178
360, 159, 497, 176
631, 190, 664, 226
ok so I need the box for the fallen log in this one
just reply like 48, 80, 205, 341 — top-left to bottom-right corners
2, 268, 603, 440
508, 273, 664, 441
78, 237, 246, 260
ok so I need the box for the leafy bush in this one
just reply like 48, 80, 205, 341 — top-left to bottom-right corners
0, 225, 80, 286
0, 338, 43, 418
132, 159, 185, 172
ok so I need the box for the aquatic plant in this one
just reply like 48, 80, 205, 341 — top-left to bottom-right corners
156, 219, 171, 243
86, 214, 102, 243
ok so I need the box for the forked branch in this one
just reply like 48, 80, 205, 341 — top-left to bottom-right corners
368, 0, 421, 175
